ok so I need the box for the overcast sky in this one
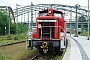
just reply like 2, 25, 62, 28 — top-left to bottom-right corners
0, 0, 89, 22
0, 0, 89, 9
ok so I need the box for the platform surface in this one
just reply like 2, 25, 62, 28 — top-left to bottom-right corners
62, 34, 90, 60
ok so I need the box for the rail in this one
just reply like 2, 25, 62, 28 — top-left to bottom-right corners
0, 40, 26, 47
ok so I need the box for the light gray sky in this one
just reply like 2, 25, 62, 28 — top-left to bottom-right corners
0, 0, 89, 22
0, 0, 89, 9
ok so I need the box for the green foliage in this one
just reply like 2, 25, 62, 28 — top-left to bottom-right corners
71, 29, 75, 34
0, 39, 2, 41
0, 10, 8, 35
10, 23, 16, 34
10, 23, 28, 34
14, 36, 18, 40
19, 33, 26, 39
38, 57, 43, 60
78, 16, 86, 22
0, 51, 4, 60
6, 34, 11, 38
18, 23, 28, 34
0, 10, 28, 35
78, 16, 87, 34
82, 31, 87, 36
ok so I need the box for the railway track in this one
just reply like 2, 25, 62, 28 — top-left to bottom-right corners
22, 50, 39, 60
28, 51, 64, 60
30, 53, 39, 60
30, 54, 54, 60
0, 40, 26, 47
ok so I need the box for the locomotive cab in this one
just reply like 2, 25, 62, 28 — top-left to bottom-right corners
27, 8, 66, 54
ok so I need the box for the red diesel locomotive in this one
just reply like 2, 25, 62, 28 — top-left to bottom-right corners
27, 8, 66, 54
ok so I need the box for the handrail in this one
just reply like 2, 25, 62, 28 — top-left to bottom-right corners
39, 26, 65, 39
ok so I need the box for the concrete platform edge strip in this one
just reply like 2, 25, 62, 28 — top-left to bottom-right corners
70, 36, 89, 60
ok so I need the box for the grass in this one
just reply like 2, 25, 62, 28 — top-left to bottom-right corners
0, 40, 19, 45
0, 33, 37, 60
82, 31, 88, 36
0, 33, 27, 45
0, 33, 38, 60
0, 42, 36, 60
54, 50, 66, 60
0, 51, 4, 60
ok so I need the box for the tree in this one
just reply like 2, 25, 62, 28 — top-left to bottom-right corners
10, 23, 16, 34
0, 10, 8, 35
78, 16, 88, 35
78, 16, 86, 22
18, 23, 28, 34
0, 10, 28, 35
78, 16, 87, 28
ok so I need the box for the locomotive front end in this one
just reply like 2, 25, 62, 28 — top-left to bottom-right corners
27, 8, 67, 54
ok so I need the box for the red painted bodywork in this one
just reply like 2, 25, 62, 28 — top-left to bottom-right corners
32, 8, 65, 40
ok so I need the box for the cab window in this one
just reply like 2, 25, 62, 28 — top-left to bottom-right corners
40, 13, 47, 16
54, 13, 62, 18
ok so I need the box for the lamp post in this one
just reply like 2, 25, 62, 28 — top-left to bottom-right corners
8, 7, 10, 35
81, 17, 83, 35
74, 4, 80, 37
6, 6, 10, 35
88, 0, 90, 40
16, 4, 18, 35
70, 9, 72, 36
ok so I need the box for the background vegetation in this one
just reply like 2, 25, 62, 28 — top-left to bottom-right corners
0, 10, 28, 35
0, 10, 32, 60
0, 10, 28, 45
70, 16, 88, 36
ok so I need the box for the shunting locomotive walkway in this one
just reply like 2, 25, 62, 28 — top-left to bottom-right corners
62, 34, 90, 60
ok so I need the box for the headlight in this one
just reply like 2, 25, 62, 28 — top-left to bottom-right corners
60, 32, 64, 37
28, 32, 32, 35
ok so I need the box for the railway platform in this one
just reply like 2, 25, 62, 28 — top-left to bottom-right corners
62, 34, 90, 60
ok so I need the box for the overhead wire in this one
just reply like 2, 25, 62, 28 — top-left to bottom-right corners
0, 0, 30, 7
17, 0, 31, 6
0, 0, 15, 7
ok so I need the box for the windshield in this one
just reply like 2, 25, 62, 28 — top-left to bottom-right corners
54, 13, 62, 18
40, 13, 47, 16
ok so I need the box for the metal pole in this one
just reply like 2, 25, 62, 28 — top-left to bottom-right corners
35, 8, 36, 20
70, 9, 72, 36
24, 8, 25, 22
28, 11, 30, 29
31, 2, 33, 30
16, 4, 18, 35
7, 7, 10, 35
88, 0, 90, 40
21, 14, 23, 23
81, 17, 83, 35
74, 4, 78, 37
9, 7, 10, 35
28, 1, 33, 40
6, 7, 8, 35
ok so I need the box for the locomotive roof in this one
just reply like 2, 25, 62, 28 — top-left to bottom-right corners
39, 8, 63, 14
